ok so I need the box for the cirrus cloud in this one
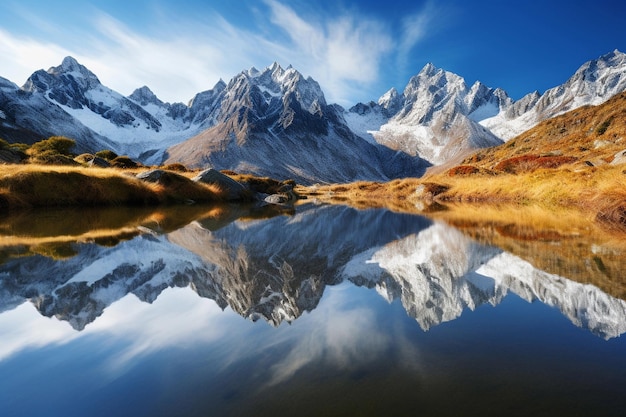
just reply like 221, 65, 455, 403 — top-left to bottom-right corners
0, 1, 439, 106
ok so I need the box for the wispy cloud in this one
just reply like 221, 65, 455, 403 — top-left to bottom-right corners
0, 29, 73, 85
397, 1, 441, 71
262, 284, 423, 388
0, 1, 438, 105
263, 0, 392, 104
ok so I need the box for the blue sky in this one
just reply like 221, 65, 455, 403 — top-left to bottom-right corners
0, 0, 624, 106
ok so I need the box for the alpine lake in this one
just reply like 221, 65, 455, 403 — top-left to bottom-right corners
1, 200, 625, 417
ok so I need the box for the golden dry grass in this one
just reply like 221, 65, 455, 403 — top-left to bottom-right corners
463, 92, 626, 169
301, 163, 626, 233
224, 171, 296, 194
0, 164, 229, 208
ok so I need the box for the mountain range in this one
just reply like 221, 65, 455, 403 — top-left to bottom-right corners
1, 50, 625, 183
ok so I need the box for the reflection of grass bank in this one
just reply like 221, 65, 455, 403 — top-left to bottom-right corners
301, 182, 626, 299
0, 202, 293, 263
427, 204, 626, 300
423, 164, 626, 235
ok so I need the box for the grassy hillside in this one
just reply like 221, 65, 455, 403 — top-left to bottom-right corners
461, 91, 626, 171
301, 92, 626, 234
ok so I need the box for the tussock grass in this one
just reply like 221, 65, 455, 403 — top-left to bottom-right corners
0, 165, 228, 209
224, 171, 296, 195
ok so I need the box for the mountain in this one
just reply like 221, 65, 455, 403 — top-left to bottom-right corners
481, 49, 626, 139
0, 70, 115, 152
19, 56, 225, 162
163, 63, 426, 184
345, 50, 626, 166
347, 64, 509, 165
1, 51, 625, 180
2, 58, 426, 182
454, 90, 626, 172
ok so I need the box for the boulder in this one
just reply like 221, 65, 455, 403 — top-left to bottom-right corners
611, 149, 626, 166
263, 189, 297, 205
264, 194, 290, 205
192, 168, 249, 200
136, 169, 191, 186
74, 153, 110, 167
136, 169, 167, 183
89, 157, 111, 168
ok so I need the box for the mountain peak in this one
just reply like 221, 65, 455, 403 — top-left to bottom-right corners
247, 66, 260, 77
419, 62, 438, 76
47, 56, 101, 87
215, 79, 227, 90
378, 87, 402, 115
60, 56, 81, 72
129, 86, 163, 106
600, 49, 626, 66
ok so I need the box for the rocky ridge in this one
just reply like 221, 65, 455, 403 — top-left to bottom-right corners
1, 51, 626, 181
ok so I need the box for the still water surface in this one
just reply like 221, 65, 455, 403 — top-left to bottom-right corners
0, 203, 625, 416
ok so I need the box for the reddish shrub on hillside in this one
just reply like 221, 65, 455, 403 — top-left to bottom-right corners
447, 165, 480, 176
494, 155, 577, 173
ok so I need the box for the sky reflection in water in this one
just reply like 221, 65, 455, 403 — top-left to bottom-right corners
0, 203, 625, 417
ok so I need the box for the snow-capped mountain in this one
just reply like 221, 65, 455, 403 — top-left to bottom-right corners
346, 63, 510, 165
20, 56, 224, 161
377, 63, 509, 165
346, 50, 626, 165
2, 50, 626, 178
481, 49, 626, 139
0, 70, 115, 152
163, 63, 426, 184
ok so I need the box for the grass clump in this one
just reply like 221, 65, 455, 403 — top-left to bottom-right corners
225, 171, 296, 195
95, 149, 119, 161
0, 166, 159, 208
27, 136, 75, 156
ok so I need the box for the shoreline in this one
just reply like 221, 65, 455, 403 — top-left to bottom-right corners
2, 162, 625, 237
0, 164, 296, 210
298, 163, 626, 236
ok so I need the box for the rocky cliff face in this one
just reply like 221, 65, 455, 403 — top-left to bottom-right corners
164, 63, 427, 184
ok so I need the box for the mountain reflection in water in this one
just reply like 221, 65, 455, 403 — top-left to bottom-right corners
1, 203, 625, 416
